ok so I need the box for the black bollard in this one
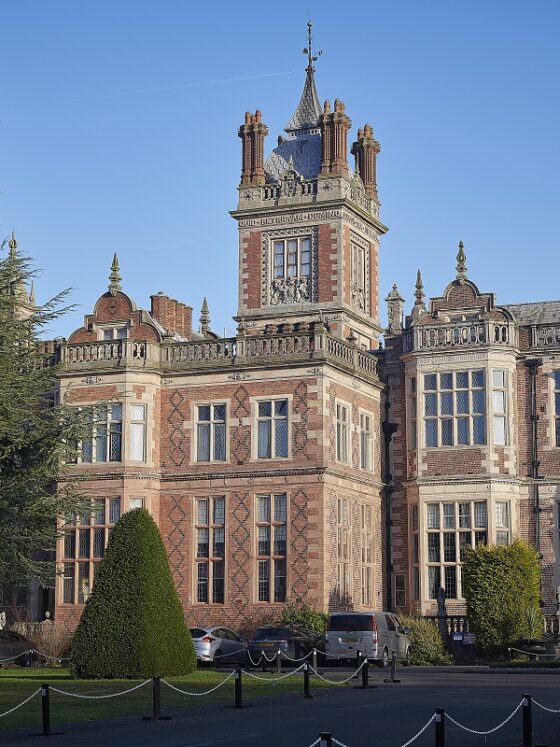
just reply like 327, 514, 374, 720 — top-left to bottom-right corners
142, 676, 171, 720
29, 683, 64, 737
312, 648, 318, 672
28, 649, 33, 668
435, 707, 445, 747
361, 657, 369, 689
261, 649, 267, 673
234, 667, 243, 708
303, 662, 312, 698
41, 684, 51, 737
522, 695, 532, 747
355, 649, 362, 678
319, 733, 333, 747
276, 650, 282, 674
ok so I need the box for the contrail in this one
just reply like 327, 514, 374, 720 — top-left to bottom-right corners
144, 234, 227, 252
84, 71, 294, 101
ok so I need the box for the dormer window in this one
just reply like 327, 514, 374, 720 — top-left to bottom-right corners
100, 326, 127, 341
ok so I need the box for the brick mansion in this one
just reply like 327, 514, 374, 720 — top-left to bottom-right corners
14, 30, 560, 630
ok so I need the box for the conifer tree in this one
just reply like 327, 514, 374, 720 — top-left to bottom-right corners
0, 234, 87, 594
70, 508, 196, 678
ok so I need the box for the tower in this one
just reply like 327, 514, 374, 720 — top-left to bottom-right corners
231, 24, 388, 349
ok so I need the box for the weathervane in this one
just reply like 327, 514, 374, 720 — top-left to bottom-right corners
303, 21, 322, 72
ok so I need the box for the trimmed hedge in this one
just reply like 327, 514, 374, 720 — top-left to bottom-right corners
398, 615, 452, 665
70, 508, 196, 678
462, 539, 541, 657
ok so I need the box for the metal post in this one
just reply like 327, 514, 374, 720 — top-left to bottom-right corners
276, 650, 282, 674
28, 649, 33, 668
522, 695, 533, 747
261, 649, 267, 672
303, 662, 312, 698
435, 707, 445, 747
234, 668, 243, 708
41, 684, 51, 737
355, 649, 362, 679
361, 657, 368, 689
312, 648, 318, 672
319, 733, 333, 747
152, 676, 161, 719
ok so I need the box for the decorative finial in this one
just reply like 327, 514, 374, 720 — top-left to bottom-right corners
414, 270, 425, 306
200, 297, 210, 337
108, 253, 122, 296
8, 230, 17, 257
456, 240, 467, 281
303, 20, 322, 73
385, 283, 405, 334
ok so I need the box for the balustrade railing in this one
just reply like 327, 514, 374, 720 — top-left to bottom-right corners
533, 325, 560, 348
57, 331, 378, 378
405, 321, 514, 351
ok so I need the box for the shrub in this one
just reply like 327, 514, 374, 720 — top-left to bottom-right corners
70, 508, 196, 678
399, 615, 452, 665
462, 539, 541, 657
281, 600, 327, 638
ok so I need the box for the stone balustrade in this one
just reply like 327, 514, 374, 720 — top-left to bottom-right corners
404, 321, 514, 352
533, 325, 560, 349
54, 329, 379, 381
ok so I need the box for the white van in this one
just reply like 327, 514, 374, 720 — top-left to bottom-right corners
325, 611, 412, 666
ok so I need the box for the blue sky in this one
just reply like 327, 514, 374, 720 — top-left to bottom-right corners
2, 1, 559, 338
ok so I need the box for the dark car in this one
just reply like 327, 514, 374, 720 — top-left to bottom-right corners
247, 626, 319, 663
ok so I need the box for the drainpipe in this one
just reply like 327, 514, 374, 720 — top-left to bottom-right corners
382, 396, 398, 611
526, 358, 543, 554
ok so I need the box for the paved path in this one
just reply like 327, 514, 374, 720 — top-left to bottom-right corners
2, 669, 560, 746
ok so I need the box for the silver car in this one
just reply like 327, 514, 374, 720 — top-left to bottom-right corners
325, 612, 412, 667
190, 626, 247, 666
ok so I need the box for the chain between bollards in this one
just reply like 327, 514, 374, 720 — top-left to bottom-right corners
234, 667, 243, 708
435, 707, 445, 747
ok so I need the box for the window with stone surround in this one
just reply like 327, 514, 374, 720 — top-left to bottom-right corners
273, 236, 311, 279
359, 412, 373, 470
426, 500, 488, 600
336, 402, 350, 463
492, 370, 508, 446
554, 372, 560, 446
129, 404, 147, 461
495, 501, 510, 545
337, 498, 351, 599
424, 370, 486, 447
256, 399, 288, 459
81, 404, 123, 463
197, 404, 226, 462
409, 377, 417, 449
195, 497, 225, 604
256, 494, 287, 602
394, 574, 406, 608
411, 504, 420, 600
62, 497, 121, 604
361, 504, 373, 605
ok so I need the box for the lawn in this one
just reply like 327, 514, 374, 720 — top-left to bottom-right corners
0, 664, 345, 733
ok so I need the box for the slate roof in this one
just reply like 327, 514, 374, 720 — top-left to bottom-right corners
265, 131, 322, 182
284, 69, 322, 133
504, 301, 560, 325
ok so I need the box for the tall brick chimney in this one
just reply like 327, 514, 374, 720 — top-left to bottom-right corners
150, 293, 193, 339
351, 124, 381, 198
238, 110, 269, 186
320, 99, 352, 176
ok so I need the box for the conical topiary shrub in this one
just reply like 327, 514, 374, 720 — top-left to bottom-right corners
70, 508, 196, 678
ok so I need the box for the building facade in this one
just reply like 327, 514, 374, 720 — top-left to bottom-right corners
19, 34, 560, 630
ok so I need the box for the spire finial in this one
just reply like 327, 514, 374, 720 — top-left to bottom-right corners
303, 20, 322, 73
456, 240, 467, 281
108, 253, 122, 296
8, 230, 17, 257
200, 297, 210, 337
414, 269, 425, 305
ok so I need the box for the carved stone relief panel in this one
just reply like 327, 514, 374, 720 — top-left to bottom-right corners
350, 231, 370, 315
